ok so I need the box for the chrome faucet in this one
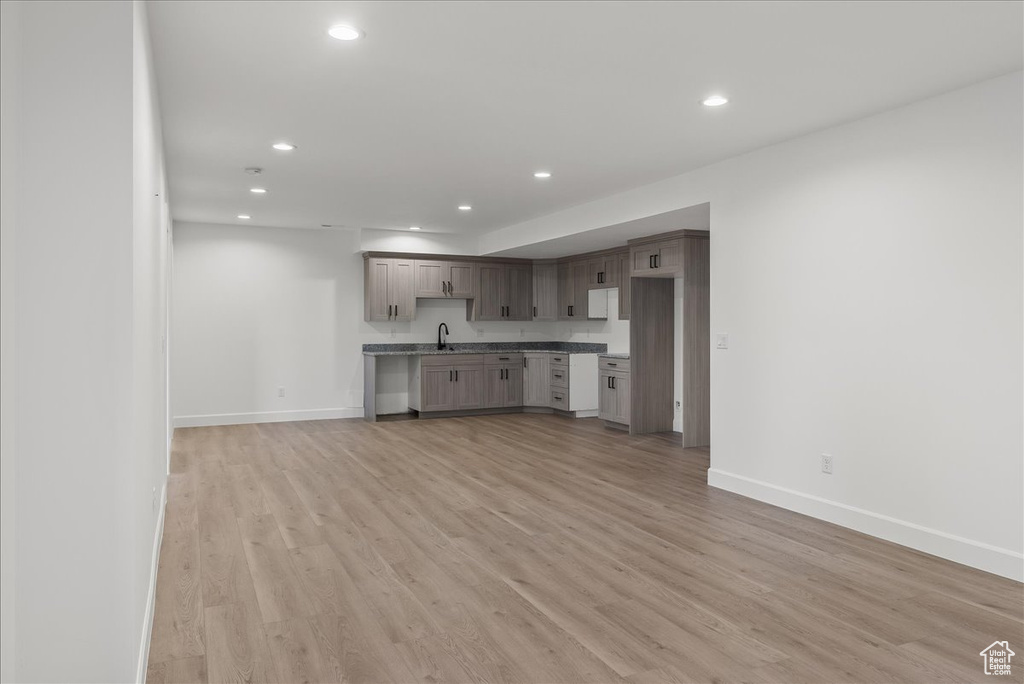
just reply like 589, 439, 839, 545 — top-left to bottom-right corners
437, 322, 449, 350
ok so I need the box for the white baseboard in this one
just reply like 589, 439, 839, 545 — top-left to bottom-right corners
173, 407, 363, 428
707, 468, 1024, 582
136, 481, 167, 683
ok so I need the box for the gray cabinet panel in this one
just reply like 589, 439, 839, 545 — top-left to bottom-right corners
391, 260, 415, 321
422, 366, 455, 412
523, 354, 550, 407
414, 260, 446, 298
504, 366, 524, 406
532, 263, 558, 321
618, 251, 631, 320
365, 258, 415, 321
448, 262, 477, 298
557, 262, 574, 320
572, 261, 589, 319
453, 364, 485, 410
506, 265, 533, 321
484, 366, 505, 408
476, 264, 504, 320
630, 239, 682, 277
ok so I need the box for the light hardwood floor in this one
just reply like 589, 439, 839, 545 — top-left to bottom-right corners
147, 414, 1024, 683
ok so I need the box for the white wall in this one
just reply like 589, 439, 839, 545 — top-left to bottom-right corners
131, 1, 172, 680
481, 73, 1024, 580
0, 2, 172, 681
0, 2, 20, 680
171, 222, 632, 423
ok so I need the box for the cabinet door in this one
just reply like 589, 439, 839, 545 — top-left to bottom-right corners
572, 261, 589, 319
453, 365, 485, 409
414, 260, 446, 298
484, 366, 505, 409
618, 252, 631, 320
655, 239, 683, 274
603, 256, 620, 288
614, 373, 631, 425
532, 263, 558, 321
523, 354, 550, 407
476, 264, 504, 321
598, 371, 616, 421
391, 260, 416, 321
448, 262, 477, 299
587, 258, 605, 289
421, 366, 454, 412
504, 366, 523, 407
505, 264, 533, 320
365, 258, 392, 321
557, 262, 574, 320
631, 246, 657, 275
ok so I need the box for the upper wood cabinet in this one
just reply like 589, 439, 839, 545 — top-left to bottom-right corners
532, 262, 558, 321
558, 261, 590, 320
587, 254, 621, 289
364, 258, 415, 322
414, 260, 477, 299
475, 263, 532, 321
631, 238, 683, 277
618, 250, 631, 320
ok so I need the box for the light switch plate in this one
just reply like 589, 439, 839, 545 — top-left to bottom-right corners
716, 333, 729, 350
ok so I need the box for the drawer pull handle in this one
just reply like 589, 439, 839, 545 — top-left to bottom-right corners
498, 357, 510, 360
607, 362, 617, 366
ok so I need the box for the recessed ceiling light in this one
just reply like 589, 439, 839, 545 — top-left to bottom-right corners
409, 226, 421, 231
250, 188, 267, 194
458, 205, 472, 211
702, 95, 729, 107
328, 24, 361, 41
272, 142, 296, 151
533, 171, 552, 179
237, 214, 251, 220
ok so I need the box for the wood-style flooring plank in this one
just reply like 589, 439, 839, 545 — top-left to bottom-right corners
149, 414, 1024, 684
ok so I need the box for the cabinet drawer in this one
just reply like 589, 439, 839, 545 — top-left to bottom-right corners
599, 357, 630, 372
421, 354, 483, 366
548, 353, 568, 366
550, 389, 567, 408
484, 353, 523, 367
549, 366, 569, 388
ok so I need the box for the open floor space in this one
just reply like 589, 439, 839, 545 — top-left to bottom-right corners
149, 415, 1023, 683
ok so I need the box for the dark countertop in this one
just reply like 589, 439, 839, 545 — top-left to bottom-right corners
362, 341, 608, 356
599, 353, 630, 359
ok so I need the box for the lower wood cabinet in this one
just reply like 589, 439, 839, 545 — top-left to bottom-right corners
419, 355, 485, 412
484, 353, 523, 408
598, 357, 631, 427
523, 353, 550, 407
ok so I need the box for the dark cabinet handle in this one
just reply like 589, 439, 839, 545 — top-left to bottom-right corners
449, 370, 453, 381
607, 376, 612, 389
649, 254, 655, 269
533, 306, 536, 317
655, 254, 660, 269
447, 281, 452, 294
554, 373, 563, 379
455, 370, 459, 381
553, 395, 562, 402
608, 362, 617, 366
611, 376, 616, 389
523, 358, 527, 368
442, 281, 447, 295
499, 357, 509, 361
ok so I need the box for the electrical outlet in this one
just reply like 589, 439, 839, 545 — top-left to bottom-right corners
675, 400, 681, 409
278, 386, 285, 398
821, 453, 833, 474
716, 333, 729, 350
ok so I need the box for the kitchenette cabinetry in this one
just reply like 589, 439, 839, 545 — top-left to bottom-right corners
476, 263, 533, 321
557, 260, 590, 320
630, 237, 683, 277
598, 356, 631, 428
417, 355, 486, 412
523, 353, 550, 407
532, 262, 558, 321
364, 257, 416, 322
484, 353, 524, 408
414, 260, 477, 299
587, 253, 621, 289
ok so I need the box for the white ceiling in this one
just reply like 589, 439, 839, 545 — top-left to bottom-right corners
148, 1, 1023, 236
